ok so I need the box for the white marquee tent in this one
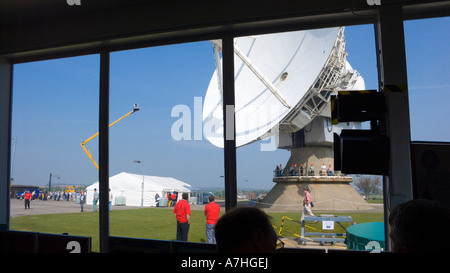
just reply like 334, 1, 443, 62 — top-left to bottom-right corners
86, 172, 203, 207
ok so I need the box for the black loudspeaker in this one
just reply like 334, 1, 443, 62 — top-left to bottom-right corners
334, 130, 389, 175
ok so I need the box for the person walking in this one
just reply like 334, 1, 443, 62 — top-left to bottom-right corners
93, 188, 99, 212
301, 188, 315, 222
204, 195, 220, 244
173, 192, 191, 241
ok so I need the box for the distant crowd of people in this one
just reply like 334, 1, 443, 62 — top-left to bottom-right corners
45, 191, 82, 202
17, 190, 86, 202
274, 162, 335, 177
166, 191, 179, 207
18, 189, 89, 211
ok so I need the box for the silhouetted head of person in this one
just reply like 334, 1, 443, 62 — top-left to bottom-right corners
215, 206, 277, 253
389, 199, 450, 253
208, 195, 215, 202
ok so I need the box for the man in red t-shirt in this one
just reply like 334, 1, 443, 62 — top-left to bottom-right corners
173, 192, 191, 241
24, 191, 32, 209
171, 192, 177, 206
204, 195, 220, 243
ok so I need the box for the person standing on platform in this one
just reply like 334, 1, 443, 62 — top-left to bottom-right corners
204, 195, 220, 243
309, 163, 315, 176
328, 164, 334, 176
320, 163, 327, 176
173, 193, 191, 241
289, 165, 295, 176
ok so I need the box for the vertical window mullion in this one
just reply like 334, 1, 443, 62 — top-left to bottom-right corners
222, 34, 238, 212
99, 52, 110, 253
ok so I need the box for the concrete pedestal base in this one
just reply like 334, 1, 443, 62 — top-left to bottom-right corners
258, 176, 373, 211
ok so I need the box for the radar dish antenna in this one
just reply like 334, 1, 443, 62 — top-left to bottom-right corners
203, 27, 354, 148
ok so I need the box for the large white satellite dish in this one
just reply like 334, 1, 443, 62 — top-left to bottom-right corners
203, 27, 356, 148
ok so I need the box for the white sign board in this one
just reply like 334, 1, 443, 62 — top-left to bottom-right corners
322, 221, 334, 230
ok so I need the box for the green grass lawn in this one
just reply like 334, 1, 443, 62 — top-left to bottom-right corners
10, 208, 383, 252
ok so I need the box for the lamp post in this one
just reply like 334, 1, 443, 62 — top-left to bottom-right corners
48, 173, 60, 193
219, 175, 224, 200
10, 137, 16, 187
133, 160, 144, 208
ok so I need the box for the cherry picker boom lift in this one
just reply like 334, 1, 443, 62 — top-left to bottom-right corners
81, 104, 140, 170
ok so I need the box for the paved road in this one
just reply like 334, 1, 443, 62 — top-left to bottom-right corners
9, 198, 141, 218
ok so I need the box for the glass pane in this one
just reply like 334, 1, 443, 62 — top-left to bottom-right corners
10, 55, 100, 250
405, 17, 450, 142
233, 25, 384, 252
402, 17, 450, 252
108, 41, 223, 242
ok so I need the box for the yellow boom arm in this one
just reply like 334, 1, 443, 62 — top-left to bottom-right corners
81, 104, 140, 170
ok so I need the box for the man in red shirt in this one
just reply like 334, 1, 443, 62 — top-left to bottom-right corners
171, 192, 177, 206
173, 192, 191, 241
24, 190, 32, 209
204, 195, 220, 243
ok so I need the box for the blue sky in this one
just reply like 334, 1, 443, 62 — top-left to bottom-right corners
10, 17, 450, 191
